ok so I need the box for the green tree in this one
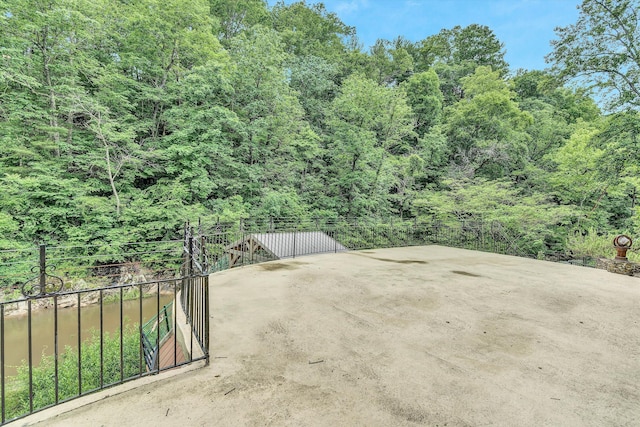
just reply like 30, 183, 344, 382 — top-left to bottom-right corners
412, 178, 577, 255
546, 120, 605, 216
548, 0, 640, 110
287, 55, 340, 129
228, 26, 319, 197
115, 0, 222, 140
161, 59, 246, 205
0, 0, 97, 159
593, 111, 640, 229
270, 1, 356, 62
444, 66, 532, 178
327, 74, 415, 216
366, 38, 414, 86
402, 70, 443, 136
210, 0, 270, 41
452, 24, 509, 73
415, 24, 508, 106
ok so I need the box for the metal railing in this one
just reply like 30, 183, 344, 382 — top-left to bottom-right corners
0, 239, 185, 300
194, 216, 604, 272
141, 301, 173, 371
197, 217, 528, 272
0, 237, 209, 425
182, 223, 209, 354
0, 215, 601, 425
179, 275, 209, 361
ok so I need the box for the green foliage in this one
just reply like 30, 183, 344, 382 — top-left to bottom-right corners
416, 24, 507, 73
402, 70, 443, 136
5, 327, 142, 420
366, 38, 414, 85
413, 178, 579, 255
0, 0, 634, 264
211, 0, 270, 41
253, 188, 308, 218
545, 119, 608, 227
567, 228, 640, 261
548, 0, 640, 111
327, 74, 415, 216
415, 24, 508, 106
443, 66, 533, 178
271, 0, 356, 62
287, 55, 340, 128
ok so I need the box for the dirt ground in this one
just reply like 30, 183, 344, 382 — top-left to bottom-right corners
18, 245, 640, 426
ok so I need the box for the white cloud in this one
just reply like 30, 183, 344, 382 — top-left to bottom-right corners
334, 0, 370, 14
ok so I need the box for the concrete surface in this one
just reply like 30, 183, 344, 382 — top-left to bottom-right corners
17, 246, 640, 426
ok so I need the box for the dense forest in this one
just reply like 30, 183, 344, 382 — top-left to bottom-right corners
1, 0, 639, 258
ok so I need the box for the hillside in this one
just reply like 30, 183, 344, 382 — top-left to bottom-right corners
1, 0, 638, 259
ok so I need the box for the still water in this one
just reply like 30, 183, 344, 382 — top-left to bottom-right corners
1, 294, 174, 377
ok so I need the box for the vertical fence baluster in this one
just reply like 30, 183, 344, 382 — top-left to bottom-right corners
54, 295, 59, 404
138, 285, 143, 377
204, 275, 210, 366
77, 293, 82, 395
28, 299, 33, 413
173, 282, 177, 367
154, 281, 160, 372
1, 304, 5, 424
120, 287, 124, 382
189, 276, 194, 362
197, 277, 202, 349
99, 289, 104, 388
39, 245, 45, 296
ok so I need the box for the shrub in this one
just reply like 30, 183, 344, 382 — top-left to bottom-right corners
5, 327, 142, 420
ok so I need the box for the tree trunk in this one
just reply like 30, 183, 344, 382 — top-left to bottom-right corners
39, 26, 60, 154
92, 111, 122, 216
104, 142, 121, 217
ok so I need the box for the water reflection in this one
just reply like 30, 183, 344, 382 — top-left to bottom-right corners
1, 294, 174, 377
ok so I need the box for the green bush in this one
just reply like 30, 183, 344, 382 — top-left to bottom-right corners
566, 228, 640, 261
5, 327, 142, 420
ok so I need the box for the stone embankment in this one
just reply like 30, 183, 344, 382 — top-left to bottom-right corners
1, 271, 177, 317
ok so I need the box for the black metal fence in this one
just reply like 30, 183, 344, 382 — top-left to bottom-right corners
197, 217, 528, 272
194, 216, 600, 272
0, 237, 209, 425
182, 224, 209, 354
0, 215, 599, 425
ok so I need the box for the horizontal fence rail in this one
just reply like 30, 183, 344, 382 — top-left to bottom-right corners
0, 239, 185, 303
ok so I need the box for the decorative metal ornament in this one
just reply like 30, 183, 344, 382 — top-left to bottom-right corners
21, 245, 64, 298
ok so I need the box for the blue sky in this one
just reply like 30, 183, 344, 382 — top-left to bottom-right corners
268, 0, 582, 71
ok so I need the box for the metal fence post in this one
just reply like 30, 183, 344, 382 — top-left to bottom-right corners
188, 234, 194, 276
1, 304, 4, 424
38, 244, 46, 295
201, 236, 208, 272
204, 274, 210, 366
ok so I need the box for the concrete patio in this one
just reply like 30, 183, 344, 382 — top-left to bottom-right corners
18, 246, 640, 426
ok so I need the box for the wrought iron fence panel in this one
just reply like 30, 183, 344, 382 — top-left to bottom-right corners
0, 214, 603, 425
0, 274, 208, 425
